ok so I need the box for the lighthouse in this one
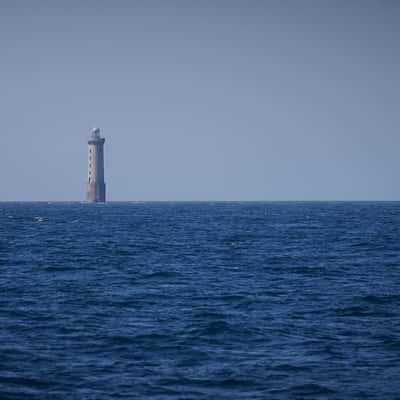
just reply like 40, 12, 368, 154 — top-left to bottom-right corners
86, 127, 106, 202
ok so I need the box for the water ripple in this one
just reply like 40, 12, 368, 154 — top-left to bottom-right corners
1, 201, 400, 399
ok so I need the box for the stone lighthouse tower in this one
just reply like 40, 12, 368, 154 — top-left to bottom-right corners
86, 127, 106, 202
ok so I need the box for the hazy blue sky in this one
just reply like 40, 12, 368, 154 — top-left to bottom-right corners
1, 0, 399, 201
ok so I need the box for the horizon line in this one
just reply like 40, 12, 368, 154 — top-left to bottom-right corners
0, 200, 398, 203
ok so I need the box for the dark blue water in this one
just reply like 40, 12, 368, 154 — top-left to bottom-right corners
1, 202, 400, 399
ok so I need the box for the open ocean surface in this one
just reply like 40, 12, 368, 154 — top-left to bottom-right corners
1, 201, 400, 399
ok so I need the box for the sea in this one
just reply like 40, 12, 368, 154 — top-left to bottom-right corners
1, 202, 399, 399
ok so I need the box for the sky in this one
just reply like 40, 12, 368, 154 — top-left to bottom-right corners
0, 0, 399, 201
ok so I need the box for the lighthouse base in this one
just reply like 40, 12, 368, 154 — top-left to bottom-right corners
86, 182, 106, 203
